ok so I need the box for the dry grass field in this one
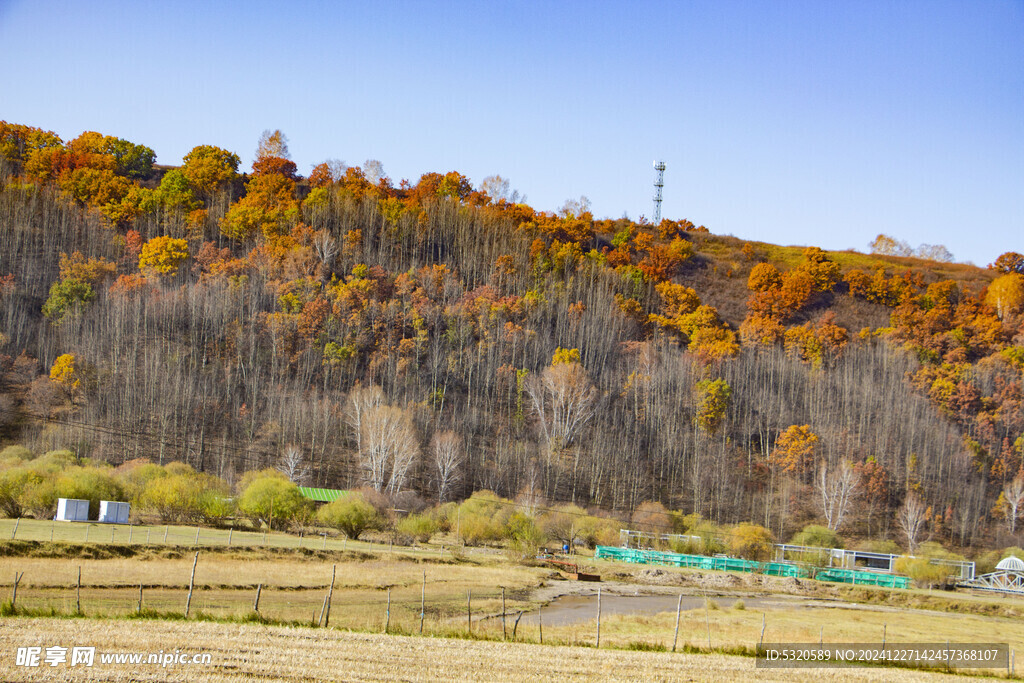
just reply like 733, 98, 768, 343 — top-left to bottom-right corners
0, 617, 979, 682
0, 519, 1019, 680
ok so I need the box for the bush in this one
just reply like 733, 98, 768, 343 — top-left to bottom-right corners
856, 538, 901, 555
975, 546, 1024, 575
317, 492, 382, 540
140, 469, 231, 524
729, 523, 774, 561
0, 467, 35, 517
894, 542, 965, 589
579, 514, 622, 548
56, 466, 124, 519
115, 460, 167, 505
395, 512, 437, 544
790, 525, 843, 549
0, 445, 32, 462
456, 491, 512, 545
505, 511, 546, 558
689, 520, 726, 555
631, 501, 674, 535
237, 470, 311, 530
539, 503, 587, 548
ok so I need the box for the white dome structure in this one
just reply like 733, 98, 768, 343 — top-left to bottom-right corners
996, 556, 1024, 572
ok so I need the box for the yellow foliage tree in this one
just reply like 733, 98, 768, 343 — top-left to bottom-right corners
139, 236, 189, 276
986, 273, 1024, 320
50, 353, 79, 389
770, 425, 819, 480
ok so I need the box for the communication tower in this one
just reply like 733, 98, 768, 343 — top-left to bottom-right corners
652, 161, 666, 224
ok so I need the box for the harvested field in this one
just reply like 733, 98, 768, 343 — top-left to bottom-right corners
0, 617, 972, 682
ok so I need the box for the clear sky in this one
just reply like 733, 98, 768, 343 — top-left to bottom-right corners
1, 0, 1021, 265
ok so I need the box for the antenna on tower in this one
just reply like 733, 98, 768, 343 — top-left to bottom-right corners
652, 161, 666, 224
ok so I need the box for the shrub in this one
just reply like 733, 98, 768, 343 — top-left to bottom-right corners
790, 525, 843, 549
631, 501, 674, 535
140, 469, 231, 523
237, 471, 311, 530
729, 523, 774, 561
456, 491, 512, 545
579, 514, 622, 548
395, 512, 437, 544
0, 445, 32, 462
317, 492, 382, 540
505, 511, 546, 558
856, 538, 900, 555
539, 503, 588, 548
115, 460, 167, 505
56, 466, 124, 519
894, 542, 965, 589
0, 467, 33, 517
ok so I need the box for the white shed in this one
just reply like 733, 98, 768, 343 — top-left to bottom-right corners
56, 498, 90, 522
98, 501, 130, 524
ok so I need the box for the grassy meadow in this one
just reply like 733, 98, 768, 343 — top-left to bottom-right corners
0, 517, 1020, 680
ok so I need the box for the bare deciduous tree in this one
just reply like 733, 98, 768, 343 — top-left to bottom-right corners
897, 492, 928, 553
526, 362, 598, 457
345, 384, 385, 463
817, 460, 859, 531
432, 430, 462, 502
276, 444, 309, 485
363, 159, 385, 184
313, 231, 338, 269
479, 175, 510, 202
360, 404, 418, 494
1003, 474, 1024, 533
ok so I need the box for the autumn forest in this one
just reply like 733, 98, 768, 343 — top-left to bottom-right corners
1, 121, 1023, 553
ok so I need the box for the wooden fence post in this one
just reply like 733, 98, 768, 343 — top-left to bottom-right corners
11, 517, 19, 540
138, 583, 143, 613
420, 571, 426, 635
512, 610, 523, 641
253, 583, 262, 614
228, 528, 232, 547
672, 594, 682, 652
596, 587, 602, 648
163, 526, 168, 544
501, 587, 506, 640
318, 593, 329, 627
323, 564, 336, 627
467, 590, 471, 635
759, 613, 766, 650
184, 552, 198, 617
11, 572, 23, 609
539, 603, 543, 644
385, 587, 391, 634
76, 566, 81, 613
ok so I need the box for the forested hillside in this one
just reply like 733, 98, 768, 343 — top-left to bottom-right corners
1, 121, 1022, 548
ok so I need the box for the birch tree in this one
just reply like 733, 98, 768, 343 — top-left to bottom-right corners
526, 358, 597, 457
432, 430, 462, 502
817, 460, 859, 531
1003, 473, 1024, 533
897, 492, 928, 553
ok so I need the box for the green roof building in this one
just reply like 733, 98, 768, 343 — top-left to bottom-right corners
298, 487, 347, 503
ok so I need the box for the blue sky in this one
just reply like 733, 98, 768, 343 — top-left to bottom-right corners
1, 0, 1021, 265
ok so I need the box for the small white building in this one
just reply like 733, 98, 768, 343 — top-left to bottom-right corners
56, 498, 90, 522
98, 501, 130, 524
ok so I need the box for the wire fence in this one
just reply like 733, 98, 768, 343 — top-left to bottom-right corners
0, 517, 495, 560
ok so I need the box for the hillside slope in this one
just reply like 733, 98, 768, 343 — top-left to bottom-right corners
0, 121, 1022, 548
